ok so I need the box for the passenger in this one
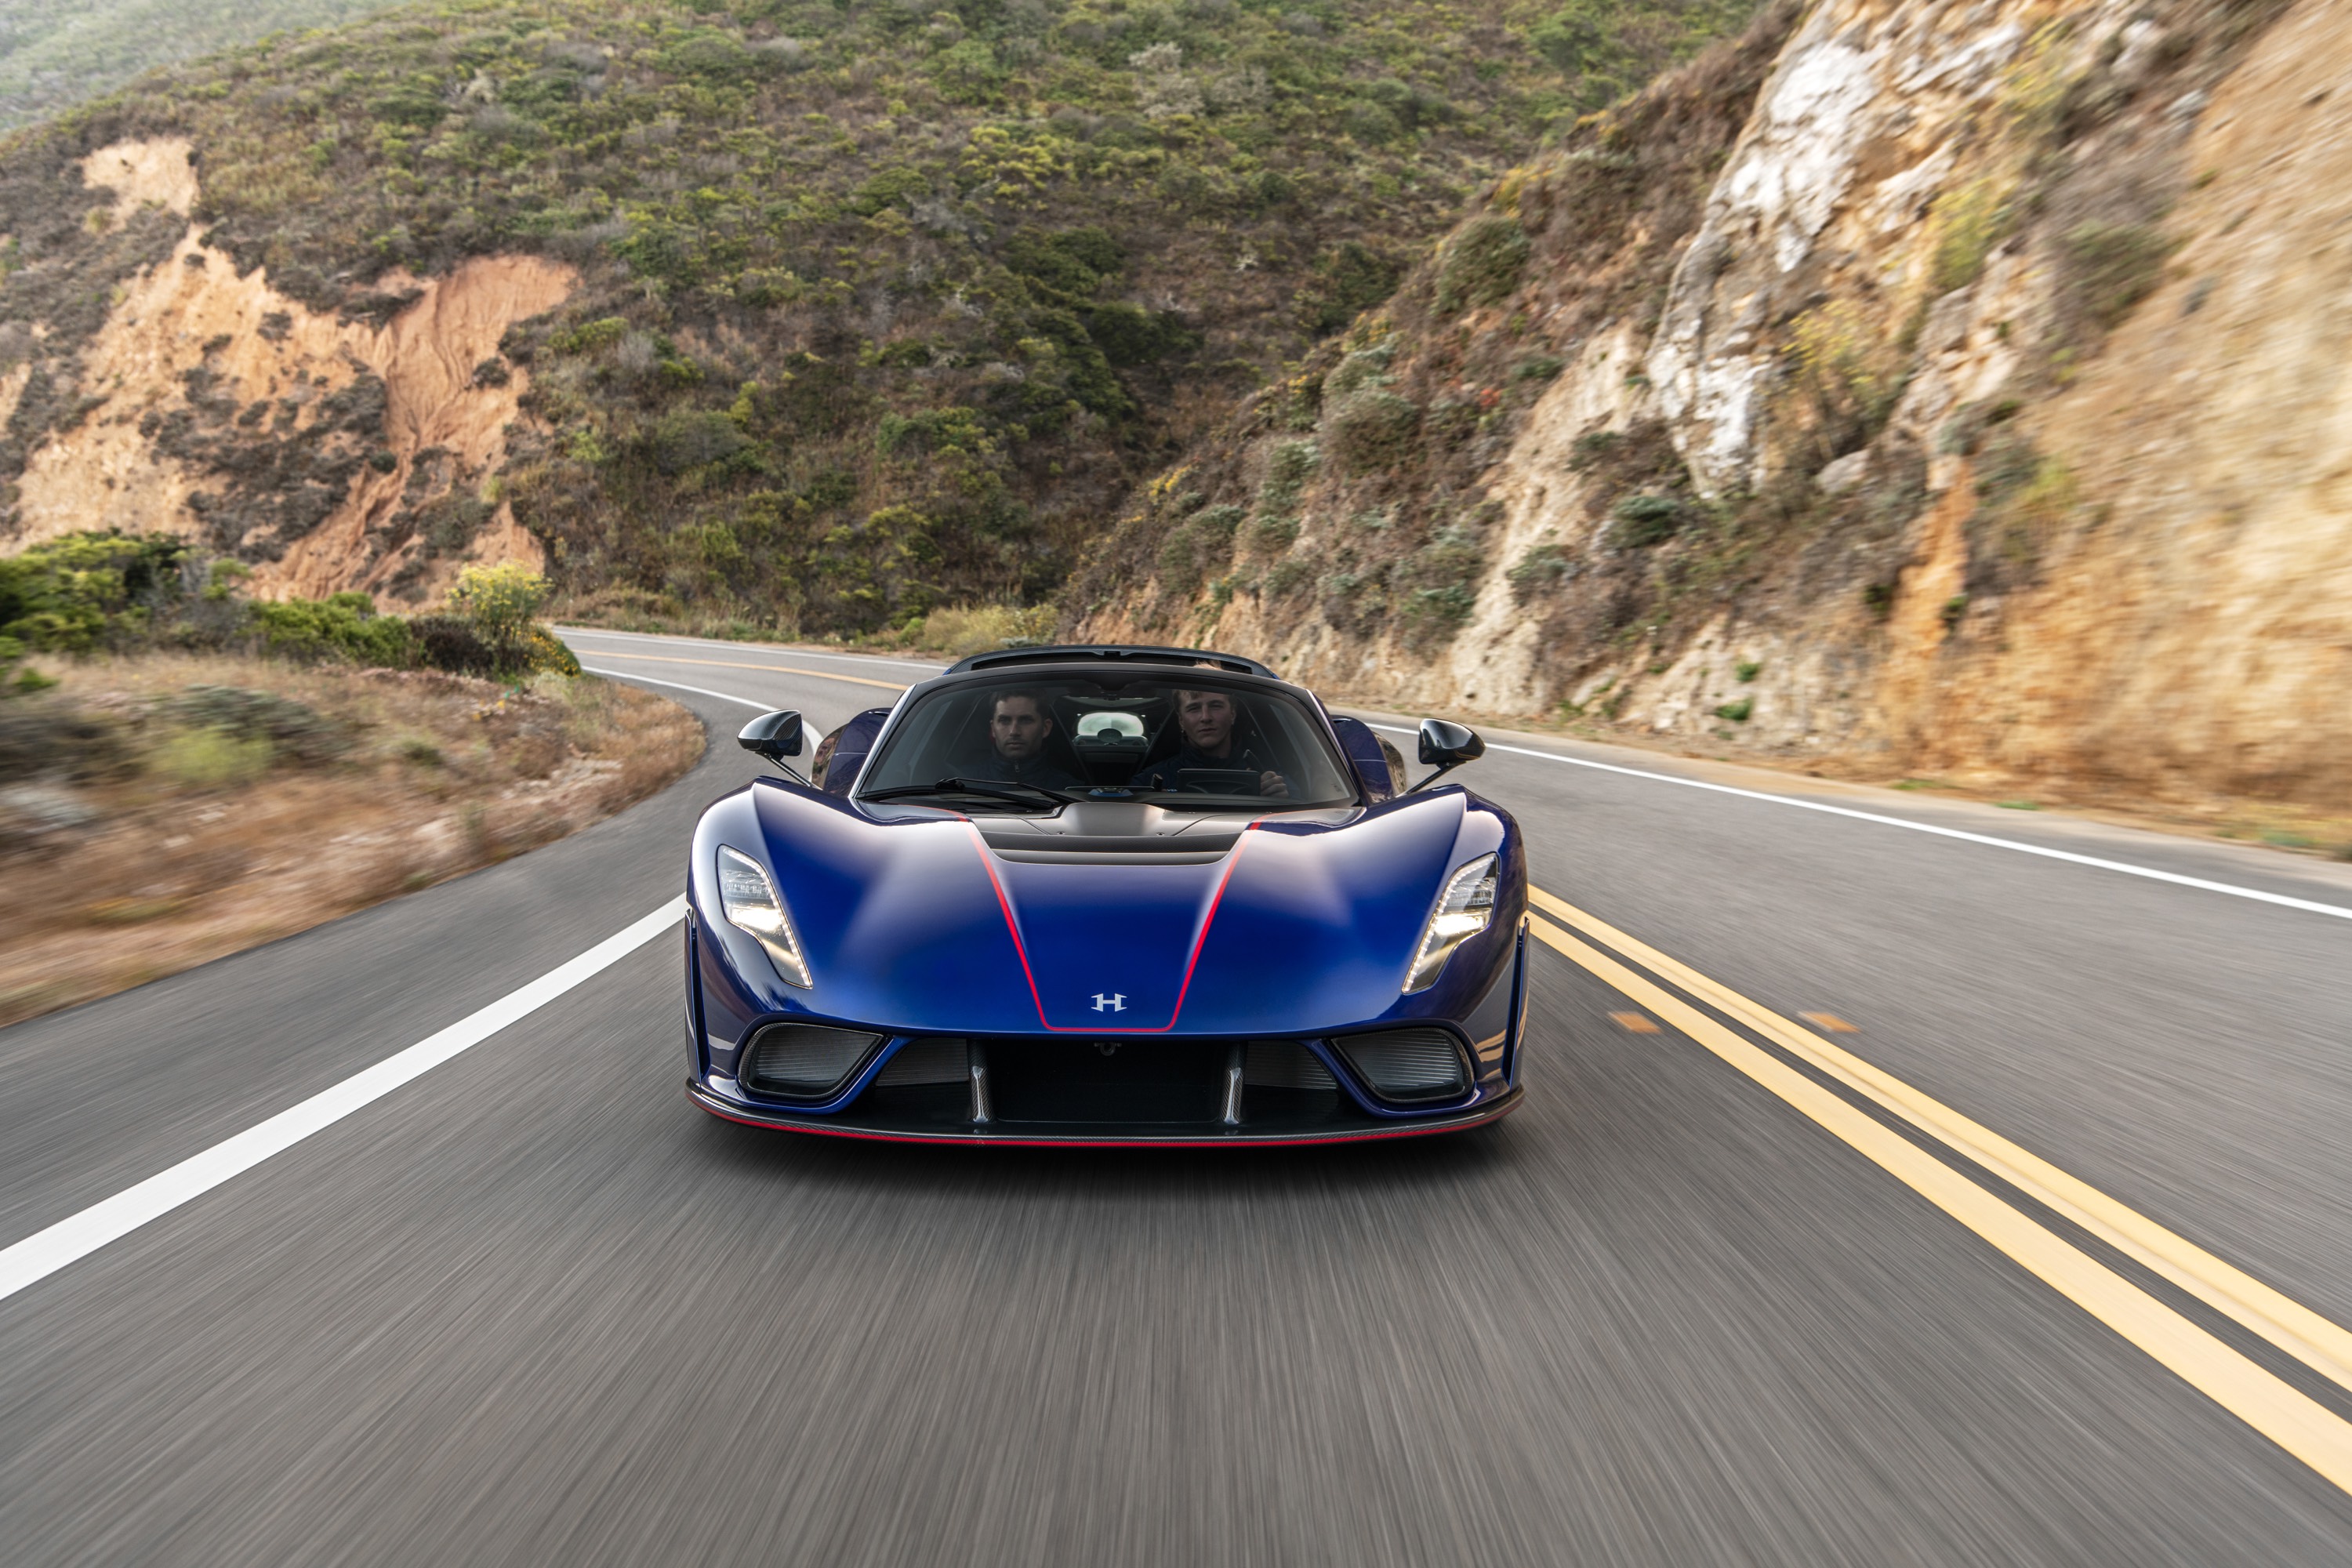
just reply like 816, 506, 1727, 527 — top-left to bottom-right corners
1131, 688, 1290, 797
971, 689, 1083, 790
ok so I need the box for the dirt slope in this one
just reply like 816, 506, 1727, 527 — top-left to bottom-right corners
5, 138, 572, 604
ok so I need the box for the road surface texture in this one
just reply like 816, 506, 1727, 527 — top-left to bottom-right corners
5, 626, 2351, 1564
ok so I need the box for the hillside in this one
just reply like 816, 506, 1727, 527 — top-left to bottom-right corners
0, 0, 1764, 632
1073, 0, 2352, 816
0, 0, 407, 130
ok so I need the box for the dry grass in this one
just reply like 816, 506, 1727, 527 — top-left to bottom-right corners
0, 652, 702, 1027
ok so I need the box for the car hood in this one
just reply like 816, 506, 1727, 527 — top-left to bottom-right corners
748, 786, 1481, 1035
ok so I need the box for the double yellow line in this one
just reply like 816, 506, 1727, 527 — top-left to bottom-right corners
1526, 886, 2352, 1492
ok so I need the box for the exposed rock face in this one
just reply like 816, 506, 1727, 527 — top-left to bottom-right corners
2, 139, 573, 604
1079, 0, 2348, 812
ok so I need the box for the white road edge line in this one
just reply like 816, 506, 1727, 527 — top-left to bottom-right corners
1363, 723, 2352, 922
0, 898, 685, 1306
580, 666, 778, 709
561, 626, 946, 673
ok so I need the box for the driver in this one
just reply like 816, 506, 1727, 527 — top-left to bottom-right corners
1131, 688, 1290, 797
972, 689, 1083, 789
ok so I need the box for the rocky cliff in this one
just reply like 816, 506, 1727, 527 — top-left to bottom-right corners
1073, 0, 2347, 812
0, 138, 570, 604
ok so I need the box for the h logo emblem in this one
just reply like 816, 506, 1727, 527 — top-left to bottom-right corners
1091, 993, 1127, 1013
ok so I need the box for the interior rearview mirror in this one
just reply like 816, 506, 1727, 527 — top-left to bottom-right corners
738, 710, 805, 766
1410, 718, 1485, 792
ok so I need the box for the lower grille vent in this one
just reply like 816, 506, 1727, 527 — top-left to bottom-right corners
742, 1024, 884, 1100
1243, 1040, 1338, 1091
874, 1036, 970, 1086
1330, 1029, 1469, 1104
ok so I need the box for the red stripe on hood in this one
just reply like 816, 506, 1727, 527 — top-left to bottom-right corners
964, 821, 1255, 1032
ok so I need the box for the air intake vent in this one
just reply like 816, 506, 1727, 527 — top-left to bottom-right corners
1330, 1029, 1469, 1104
742, 1024, 884, 1100
874, 1036, 969, 1086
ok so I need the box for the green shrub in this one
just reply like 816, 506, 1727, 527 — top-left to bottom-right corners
0, 633, 34, 696
1529, 2, 1606, 71
249, 592, 412, 668
1084, 303, 1198, 368
1266, 439, 1322, 487
1258, 440, 1321, 512
649, 409, 753, 475
1610, 492, 1687, 546
1396, 527, 1486, 641
1190, 505, 1247, 542
1245, 514, 1301, 557
0, 532, 189, 655
1326, 391, 1421, 474
153, 727, 274, 790
1508, 543, 1576, 600
1301, 242, 1405, 336
1569, 429, 1622, 471
550, 318, 629, 355
1262, 558, 1315, 598
1342, 100, 1404, 143
1158, 529, 1206, 596
1436, 216, 1530, 313
1713, 697, 1752, 723
661, 29, 758, 82
2064, 221, 2172, 331
1326, 344, 1396, 400
163, 685, 349, 764
1930, 179, 2010, 294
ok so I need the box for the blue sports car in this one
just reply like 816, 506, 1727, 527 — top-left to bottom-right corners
684, 645, 1527, 1145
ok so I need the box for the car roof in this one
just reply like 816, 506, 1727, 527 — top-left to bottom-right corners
943, 644, 1278, 677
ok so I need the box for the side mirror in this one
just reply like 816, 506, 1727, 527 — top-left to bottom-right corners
1409, 718, 1484, 791
738, 710, 805, 769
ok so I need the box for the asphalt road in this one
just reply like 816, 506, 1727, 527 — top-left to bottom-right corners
5, 626, 2352, 1564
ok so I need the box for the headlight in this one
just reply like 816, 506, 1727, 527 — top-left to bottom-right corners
716, 844, 811, 988
1405, 852, 1497, 993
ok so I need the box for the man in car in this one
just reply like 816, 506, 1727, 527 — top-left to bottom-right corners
1131, 687, 1290, 797
971, 688, 1083, 790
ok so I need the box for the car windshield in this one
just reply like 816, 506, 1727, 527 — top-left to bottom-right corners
858, 673, 1358, 810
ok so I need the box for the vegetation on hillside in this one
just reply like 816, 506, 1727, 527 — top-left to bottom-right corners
0, 0, 1763, 641
1065, 0, 1797, 650
0, 0, 407, 129
0, 532, 579, 688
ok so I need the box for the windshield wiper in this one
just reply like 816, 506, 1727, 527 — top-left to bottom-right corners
862, 776, 1079, 810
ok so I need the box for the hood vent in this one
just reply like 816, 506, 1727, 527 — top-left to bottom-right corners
982, 829, 1241, 865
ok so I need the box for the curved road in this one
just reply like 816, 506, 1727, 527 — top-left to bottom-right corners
5, 626, 2352, 1563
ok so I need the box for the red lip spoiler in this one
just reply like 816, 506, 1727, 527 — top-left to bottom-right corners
688, 1077, 1523, 1146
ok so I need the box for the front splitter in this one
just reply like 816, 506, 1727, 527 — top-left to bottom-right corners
687, 1079, 1523, 1146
